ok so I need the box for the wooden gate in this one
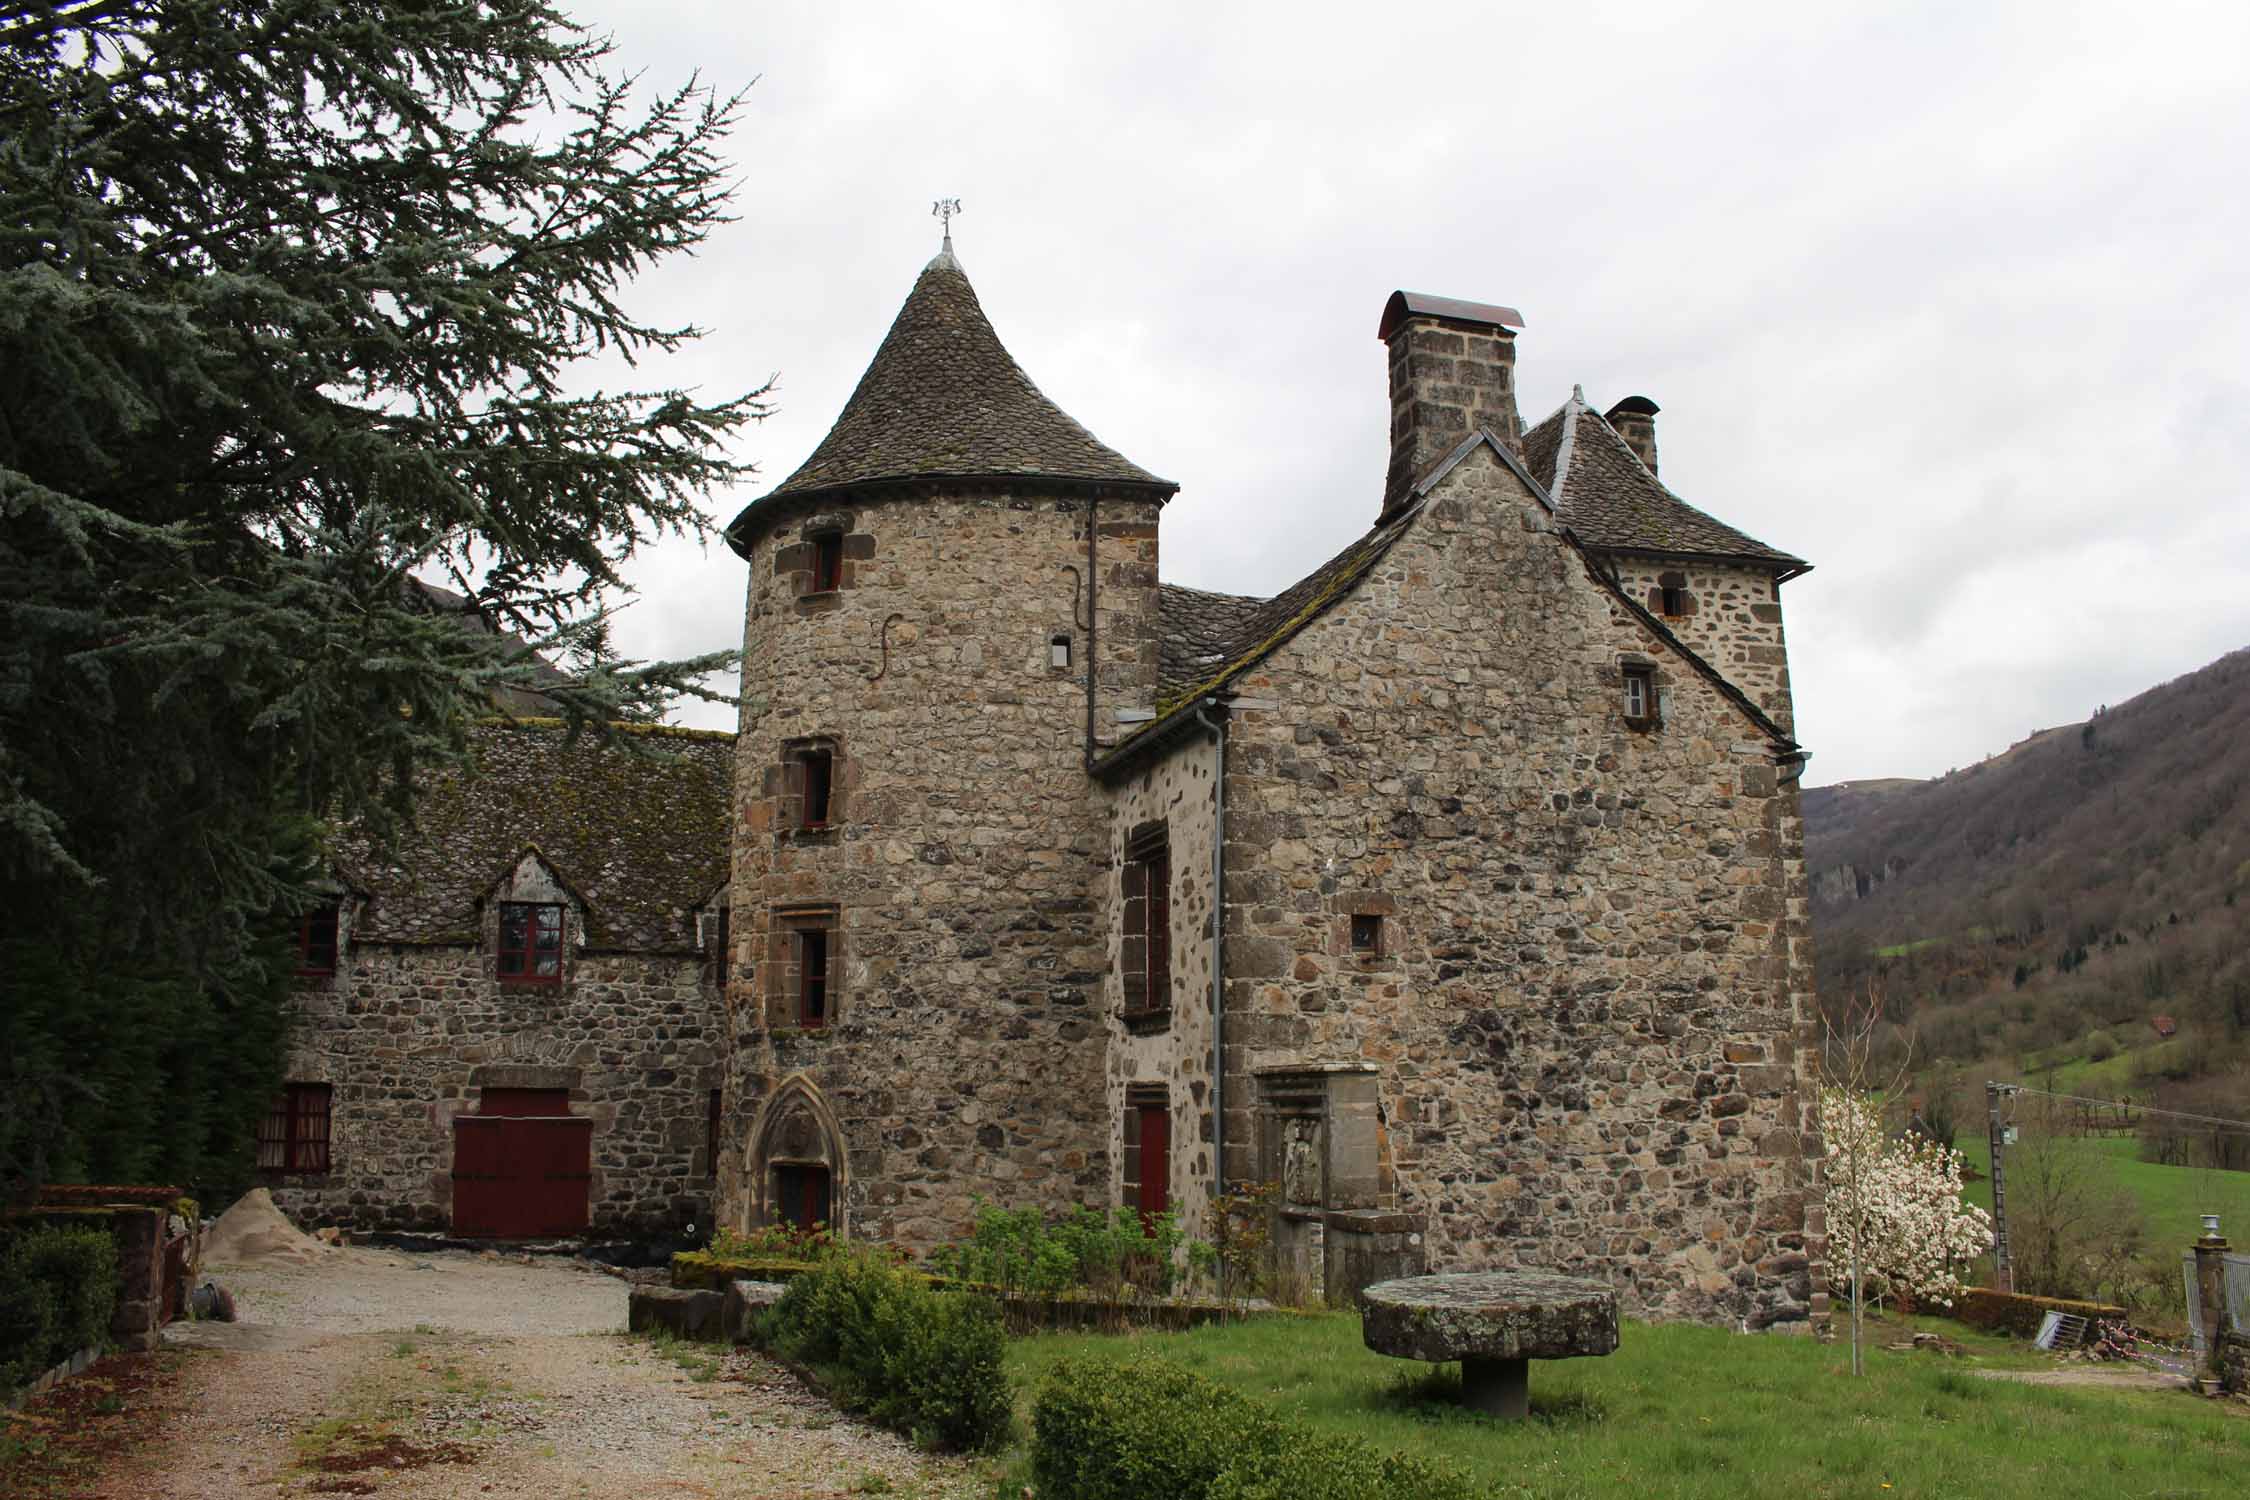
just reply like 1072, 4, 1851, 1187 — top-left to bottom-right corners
450, 1088, 592, 1238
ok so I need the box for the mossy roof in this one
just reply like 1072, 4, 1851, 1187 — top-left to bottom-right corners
1520, 396, 1807, 570
338, 719, 734, 952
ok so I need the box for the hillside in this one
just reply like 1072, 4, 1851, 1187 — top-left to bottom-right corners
1803, 646, 2250, 1093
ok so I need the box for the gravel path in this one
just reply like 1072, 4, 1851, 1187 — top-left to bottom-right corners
79, 1245, 991, 1499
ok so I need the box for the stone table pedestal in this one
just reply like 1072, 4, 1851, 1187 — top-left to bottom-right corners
1361, 1270, 1619, 1420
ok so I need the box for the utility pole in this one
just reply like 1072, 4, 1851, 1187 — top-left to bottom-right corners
1987, 1082, 2015, 1293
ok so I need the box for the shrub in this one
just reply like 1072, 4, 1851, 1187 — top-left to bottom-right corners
1207, 1429, 1477, 1500
757, 1250, 1009, 1453
1030, 1354, 1287, 1500
0, 1224, 118, 1391
927, 1200, 1185, 1298
2086, 1030, 2119, 1062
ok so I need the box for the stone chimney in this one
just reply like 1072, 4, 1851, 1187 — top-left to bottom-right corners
1377, 291, 1523, 517
1604, 395, 1660, 477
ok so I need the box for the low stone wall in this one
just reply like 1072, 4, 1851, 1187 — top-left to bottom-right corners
1949, 1288, 2125, 1340
2221, 1331, 2247, 1395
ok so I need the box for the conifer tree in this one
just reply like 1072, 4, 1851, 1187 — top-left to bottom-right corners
0, 0, 765, 1197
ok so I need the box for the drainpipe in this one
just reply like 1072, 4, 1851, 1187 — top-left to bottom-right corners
1190, 697, 1227, 1198
1084, 496, 1099, 766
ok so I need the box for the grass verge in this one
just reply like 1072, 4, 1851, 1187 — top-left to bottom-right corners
1001, 1310, 2248, 1499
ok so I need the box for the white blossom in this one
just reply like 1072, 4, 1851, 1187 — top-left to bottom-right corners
1821, 1088, 1992, 1309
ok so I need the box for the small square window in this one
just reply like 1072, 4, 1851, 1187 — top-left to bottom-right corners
1351, 914, 1383, 954
298, 901, 341, 976
498, 901, 564, 984
1051, 634, 1072, 669
1622, 665, 1657, 726
810, 533, 844, 593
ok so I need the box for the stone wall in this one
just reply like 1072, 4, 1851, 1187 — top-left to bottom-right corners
270, 944, 720, 1237
2222, 1330, 2248, 1395
1206, 443, 1817, 1327
1102, 735, 1222, 1237
722, 488, 1164, 1247
1613, 560, 1795, 735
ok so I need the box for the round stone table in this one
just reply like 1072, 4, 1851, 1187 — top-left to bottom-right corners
1360, 1271, 1619, 1419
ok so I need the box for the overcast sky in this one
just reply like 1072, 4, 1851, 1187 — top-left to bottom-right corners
559, 1, 2250, 785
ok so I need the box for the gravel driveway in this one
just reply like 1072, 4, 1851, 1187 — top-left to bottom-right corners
74, 1245, 990, 1499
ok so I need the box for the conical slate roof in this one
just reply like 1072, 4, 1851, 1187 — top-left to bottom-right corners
730, 247, 1173, 543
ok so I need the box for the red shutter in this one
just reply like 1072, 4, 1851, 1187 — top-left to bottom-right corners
1146, 845, 1170, 1011
1136, 1104, 1169, 1223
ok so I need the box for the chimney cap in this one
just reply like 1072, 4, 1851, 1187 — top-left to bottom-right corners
1605, 395, 1661, 419
1379, 290, 1524, 342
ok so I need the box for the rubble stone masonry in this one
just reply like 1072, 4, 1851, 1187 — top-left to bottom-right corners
1197, 445, 1816, 1326
722, 488, 1165, 1247
269, 944, 719, 1237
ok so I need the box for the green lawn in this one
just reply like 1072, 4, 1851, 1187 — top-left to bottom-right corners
1002, 1312, 2248, 1499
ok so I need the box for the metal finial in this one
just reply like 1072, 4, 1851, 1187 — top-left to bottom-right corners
932, 198, 962, 249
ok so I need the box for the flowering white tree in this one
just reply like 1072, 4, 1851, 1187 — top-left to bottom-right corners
1822, 1088, 1993, 1317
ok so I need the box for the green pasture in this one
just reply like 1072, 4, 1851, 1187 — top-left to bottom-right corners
1000, 1311, 2247, 1499
1956, 1133, 2250, 1254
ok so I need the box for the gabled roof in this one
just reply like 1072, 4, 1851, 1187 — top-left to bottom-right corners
1099, 431, 1797, 778
337, 719, 733, 952
726, 246, 1174, 549
1520, 393, 1807, 572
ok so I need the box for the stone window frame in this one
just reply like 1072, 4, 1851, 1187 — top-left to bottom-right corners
767, 904, 841, 1032
257, 1082, 332, 1176
776, 512, 874, 613
773, 735, 849, 844
1332, 891, 1397, 968
1122, 1083, 1170, 1225
1349, 913, 1383, 957
1619, 657, 1661, 732
1049, 633, 1073, 672
1119, 821, 1172, 1032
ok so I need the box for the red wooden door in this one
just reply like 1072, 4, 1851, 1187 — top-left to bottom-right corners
451, 1095, 592, 1237
1135, 1104, 1169, 1224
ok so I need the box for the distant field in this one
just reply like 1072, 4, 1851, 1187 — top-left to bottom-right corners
1956, 1133, 2250, 1257
1001, 1312, 2249, 1499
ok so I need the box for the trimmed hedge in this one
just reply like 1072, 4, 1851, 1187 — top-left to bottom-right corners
754, 1251, 1010, 1453
1951, 1288, 2125, 1339
0, 1225, 119, 1391
1031, 1353, 1474, 1500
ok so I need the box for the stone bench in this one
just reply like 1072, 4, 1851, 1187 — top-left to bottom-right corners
1361, 1270, 1618, 1419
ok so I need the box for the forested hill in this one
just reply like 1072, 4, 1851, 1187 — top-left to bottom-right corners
1803, 646, 2250, 1071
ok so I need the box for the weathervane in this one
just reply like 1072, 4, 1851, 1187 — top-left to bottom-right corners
933, 197, 962, 248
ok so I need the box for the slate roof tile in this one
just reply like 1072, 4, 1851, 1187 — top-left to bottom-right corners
1523, 399, 1805, 568
731, 250, 1172, 545
338, 719, 733, 952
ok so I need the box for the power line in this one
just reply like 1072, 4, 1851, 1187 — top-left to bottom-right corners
1999, 1082, 2250, 1134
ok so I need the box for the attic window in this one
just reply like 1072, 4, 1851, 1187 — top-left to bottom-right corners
1051, 634, 1072, 670
1622, 665, 1658, 729
498, 901, 564, 985
810, 532, 844, 593
1655, 571, 1692, 618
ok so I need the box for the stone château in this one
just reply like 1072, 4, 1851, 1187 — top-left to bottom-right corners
272, 239, 1821, 1327
716, 242, 1820, 1326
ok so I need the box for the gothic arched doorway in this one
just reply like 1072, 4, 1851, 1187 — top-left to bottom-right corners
745, 1077, 846, 1236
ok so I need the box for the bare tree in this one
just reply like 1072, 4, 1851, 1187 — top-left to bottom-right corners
1820, 983, 1912, 1377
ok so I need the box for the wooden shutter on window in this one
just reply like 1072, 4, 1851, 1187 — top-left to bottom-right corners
1146, 843, 1171, 1011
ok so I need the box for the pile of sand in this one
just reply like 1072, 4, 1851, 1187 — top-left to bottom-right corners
203, 1187, 334, 1267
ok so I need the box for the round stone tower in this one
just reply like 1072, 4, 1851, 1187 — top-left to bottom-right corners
716, 239, 1176, 1247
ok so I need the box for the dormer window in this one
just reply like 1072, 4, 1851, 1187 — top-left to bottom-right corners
810, 532, 844, 593
297, 900, 341, 976
498, 901, 564, 985
1622, 664, 1658, 729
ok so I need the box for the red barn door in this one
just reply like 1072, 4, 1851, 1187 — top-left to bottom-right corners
451, 1089, 592, 1237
